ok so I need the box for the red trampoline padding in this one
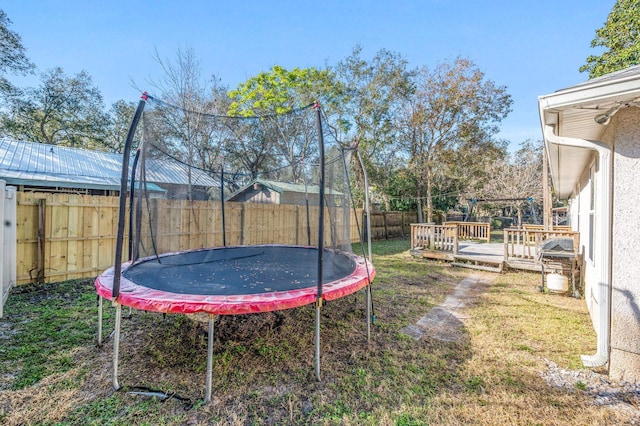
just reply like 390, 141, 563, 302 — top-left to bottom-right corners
95, 246, 375, 315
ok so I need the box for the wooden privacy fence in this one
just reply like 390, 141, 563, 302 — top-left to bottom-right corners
365, 211, 418, 240
504, 228, 580, 260
15, 192, 364, 285
444, 221, 491, 242
410, 223, 458, 253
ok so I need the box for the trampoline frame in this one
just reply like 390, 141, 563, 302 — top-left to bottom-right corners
96, 95, 375, 403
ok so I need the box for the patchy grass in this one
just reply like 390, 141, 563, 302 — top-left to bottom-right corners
0, 239, 635, 425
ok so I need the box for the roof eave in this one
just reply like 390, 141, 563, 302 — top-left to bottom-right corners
539, 67, 640, 199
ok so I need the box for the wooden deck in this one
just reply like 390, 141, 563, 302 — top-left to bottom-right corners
410, 223, 580, 273
410, 241, 540, 273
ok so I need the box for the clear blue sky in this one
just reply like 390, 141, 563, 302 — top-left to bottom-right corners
3, 0, 615, 147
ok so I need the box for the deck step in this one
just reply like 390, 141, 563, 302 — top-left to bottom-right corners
411, 249, 455, 261
410, 245, 541, 273
505, 260, 542, 272
451, 262, 503, 273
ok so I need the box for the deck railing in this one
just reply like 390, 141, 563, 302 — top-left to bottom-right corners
504, 228, 580, 260
444, 221, 491, 242
522, 224, 572, 232
411, 223, 458, 253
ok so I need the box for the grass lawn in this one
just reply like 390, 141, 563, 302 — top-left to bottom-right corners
0, 238, 635, 425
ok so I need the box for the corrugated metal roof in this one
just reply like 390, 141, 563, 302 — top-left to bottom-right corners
258, 179, 323, 194
227, 178, 343, 201
0, 138, 122, 179
0, 139, 217, 191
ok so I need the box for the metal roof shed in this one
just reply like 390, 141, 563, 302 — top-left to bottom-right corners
0, 139, 217, 195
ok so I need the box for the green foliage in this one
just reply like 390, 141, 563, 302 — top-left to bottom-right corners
0, 67, 110, 148
580, 0, 640, 78
227, 65, 338, 116
0, 9, 34, 95
333, 46, 415, 199
105, 100, 137, 153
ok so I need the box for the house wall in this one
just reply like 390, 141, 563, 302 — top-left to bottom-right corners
609, 108, 640, 383
568, 151, 601, 329
232, 187, 281, 204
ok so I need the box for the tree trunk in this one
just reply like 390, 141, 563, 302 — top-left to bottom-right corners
516, 207, 523, 227
415, 185, 424, 223
425, 172, 433, 223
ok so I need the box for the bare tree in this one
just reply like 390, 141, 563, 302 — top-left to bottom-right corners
477, 140, 543, 225
399, 57, 512, 222
143, 47, 231, 198
146, 47, 228, 170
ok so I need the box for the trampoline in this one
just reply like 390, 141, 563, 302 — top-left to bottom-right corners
96, 94, 376, 403
96, 245, 374, 315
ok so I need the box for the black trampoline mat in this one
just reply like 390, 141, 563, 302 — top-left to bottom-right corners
122, 245, 357, 296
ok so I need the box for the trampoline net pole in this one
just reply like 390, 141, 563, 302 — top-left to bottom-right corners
113, 96, 146, 299
356, 148, 374, 341
220, 165, 226, 247
314, 102, 325, 382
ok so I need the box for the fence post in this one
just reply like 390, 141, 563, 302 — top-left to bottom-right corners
428, 225, 434, 250
0, 182, 16, 318
362, 211, 368, 242
383, 212, 389, 239
504, 229, 509, 259
37, 198, 46, 284
241, 203, 246, 245
453, 227, 459, 254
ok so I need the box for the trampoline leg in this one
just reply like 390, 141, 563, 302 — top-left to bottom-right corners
366, 285, 371, 343
97, 295, 103, 346
113, 302, 122, 390
205, 314, 216, 403
315, 300, 321, 381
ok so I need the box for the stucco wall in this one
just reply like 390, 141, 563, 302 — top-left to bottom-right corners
569, 152, 600, 329
609, 108, 640, 383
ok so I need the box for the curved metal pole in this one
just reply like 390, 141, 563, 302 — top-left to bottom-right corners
113, 95, 147, 299
220, 164, 226, 247
356, 149, 373, 342
356, 150, 373, 262
314, 103, 325, 381
127, 149, 141, 261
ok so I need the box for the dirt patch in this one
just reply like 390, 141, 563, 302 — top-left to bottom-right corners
401, 274, 493, 342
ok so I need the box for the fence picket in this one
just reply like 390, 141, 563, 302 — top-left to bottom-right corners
14, 192, 381, 285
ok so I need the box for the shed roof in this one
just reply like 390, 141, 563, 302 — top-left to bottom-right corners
227, 178, 343, 201
0, 139, 217, 191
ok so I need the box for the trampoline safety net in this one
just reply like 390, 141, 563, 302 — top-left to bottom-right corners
112, 94, 363, 300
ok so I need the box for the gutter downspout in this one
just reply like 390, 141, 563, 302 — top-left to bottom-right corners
543, 122, 612, 368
